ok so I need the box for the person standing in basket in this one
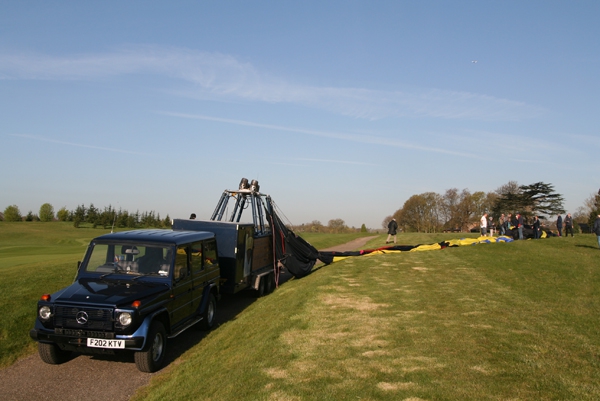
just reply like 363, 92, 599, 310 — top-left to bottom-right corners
386, 218, 398, 244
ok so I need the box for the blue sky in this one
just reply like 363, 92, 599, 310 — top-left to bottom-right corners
1, 1, 598, 229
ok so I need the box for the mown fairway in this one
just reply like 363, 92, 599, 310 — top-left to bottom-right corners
0, 223, 112, 366
133, 234, 600, 401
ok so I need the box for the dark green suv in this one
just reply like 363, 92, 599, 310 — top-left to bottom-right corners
30, 229, 220, 372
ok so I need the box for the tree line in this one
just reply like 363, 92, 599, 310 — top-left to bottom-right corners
382, 181, 598, 233
1, 203, 171, 229
290, 219, 369, 234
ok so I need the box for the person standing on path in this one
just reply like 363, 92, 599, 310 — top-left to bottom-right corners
556, 215, 563, 237
386, 218, 398, 244
593, 214, 600, 249
564, 213, 574, 237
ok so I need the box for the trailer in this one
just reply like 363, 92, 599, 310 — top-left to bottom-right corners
173, 178, 278, 296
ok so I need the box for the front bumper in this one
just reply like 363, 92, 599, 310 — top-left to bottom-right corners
30, 326, 145, 351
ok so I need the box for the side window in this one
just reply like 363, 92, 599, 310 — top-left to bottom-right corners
203, 239, 217, 268
174, 246, 189, 281
190, 242, 203, 274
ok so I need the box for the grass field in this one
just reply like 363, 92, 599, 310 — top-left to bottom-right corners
0, 222, 111, 366
132, 233, 600, 401
2, 224, 600, 400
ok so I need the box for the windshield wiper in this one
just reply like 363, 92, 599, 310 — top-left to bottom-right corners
100, 268, 128, 279
132, 271, 165, 280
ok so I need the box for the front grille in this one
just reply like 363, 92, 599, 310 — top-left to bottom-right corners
54, 305, 114, 331
55, 328, 115, 338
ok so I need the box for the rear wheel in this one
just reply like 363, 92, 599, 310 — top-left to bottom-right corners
264, 273, 274, 294
38, 342, 71, 365
134, 321, 167, 373
200, 293, 217, 331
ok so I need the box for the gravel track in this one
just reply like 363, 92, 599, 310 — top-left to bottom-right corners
0, 236, 377, 401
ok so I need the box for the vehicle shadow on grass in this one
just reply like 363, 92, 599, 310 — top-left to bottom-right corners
83, 271, 294, 369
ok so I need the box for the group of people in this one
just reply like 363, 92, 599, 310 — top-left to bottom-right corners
481, 212, 575, 240
555, 214, 574, 237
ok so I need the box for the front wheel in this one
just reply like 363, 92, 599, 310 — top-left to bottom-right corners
200, 293, 217, 331
134, 321, 167, 373
38, 342, 71, 365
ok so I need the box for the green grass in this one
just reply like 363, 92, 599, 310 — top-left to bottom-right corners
133, 234, 600, 401
0, 222, 112, 367
4, 224, 600, 399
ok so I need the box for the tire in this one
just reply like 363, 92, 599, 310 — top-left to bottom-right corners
38, 342, 71, 365
264, 273, 274, 295
200, 293, 217, 331
134, 321, 167, 373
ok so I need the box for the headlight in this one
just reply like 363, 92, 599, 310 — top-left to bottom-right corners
39, 306, 52, 321
118, 312, 133, 326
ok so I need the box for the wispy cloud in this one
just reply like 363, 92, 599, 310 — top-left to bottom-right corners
292, 157, 380, 166
0, 46, 545, 121
10, 134, 152, 155
159, 111, 482, 159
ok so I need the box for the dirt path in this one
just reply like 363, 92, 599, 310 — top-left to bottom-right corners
320, 235, 378, 252
0, 236, 378, 401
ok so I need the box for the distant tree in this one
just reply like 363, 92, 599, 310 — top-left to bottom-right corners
87, 204, 99, 225
309, 220, 324, 232
3, 205, 23, 222
327, 218, 347, 233
163, 214, 172, 228
441, 188, 461, 230
452, 190, 477, 231
25, 211, 38, 221
520, 182, 565, 218
74, 204, 86, 222
116, 209, 129, 228
39, 203, 55, 222
360, 223, 367, 232
398, 192, 442, 233
494, 181, 564, 222
584, 189, 600, 229
97, 205, 116, 229
56, 207, 70, 221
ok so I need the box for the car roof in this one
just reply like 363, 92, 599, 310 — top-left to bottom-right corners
93, 229, 214, 245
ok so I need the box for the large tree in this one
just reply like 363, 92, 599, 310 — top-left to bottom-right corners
493, 181, 564, 221
39, 203, 55, 222
3, 205, 22, 221
56, 207, 70, 221
399, 192, 442, 233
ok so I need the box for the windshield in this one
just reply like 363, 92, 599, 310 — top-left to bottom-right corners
84, 243, 172, 277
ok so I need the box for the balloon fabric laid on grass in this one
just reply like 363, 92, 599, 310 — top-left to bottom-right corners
317, 235, 515, 265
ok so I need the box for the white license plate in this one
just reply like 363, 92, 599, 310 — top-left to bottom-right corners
87, 338, 125, 349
